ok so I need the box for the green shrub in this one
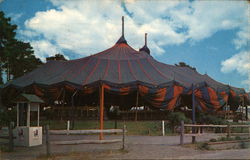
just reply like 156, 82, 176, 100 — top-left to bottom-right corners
0, 145, 11, 152
197, 142, 210, 150
0, 109, 16, 126
209, 138, 217, 142
167, 112, 191, 133
240, 142, 249, 149
196, 112, 227, 125
235, 136, 242, 140
218, 137, 226, 141
218, 136, 233, 141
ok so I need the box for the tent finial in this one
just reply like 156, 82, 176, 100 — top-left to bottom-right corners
122, 16, 124, 36
116, 16, 127, 44
139, 32, 150, 55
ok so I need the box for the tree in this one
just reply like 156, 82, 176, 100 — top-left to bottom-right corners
4, 40, 42, 78
0, 11, 17, 83
46, 53, 67, 62
0, 11, 42, 81
175, 62, 196, 71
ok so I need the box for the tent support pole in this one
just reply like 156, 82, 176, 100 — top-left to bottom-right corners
192, 84, 196, 144
99, 84, 104, 140
16, 103, 19, 127
71, 90, 78, 130
135, 91, 139, 121
243, 98, 247, 120
245, 98, 248, 120
61, 88, 65, 121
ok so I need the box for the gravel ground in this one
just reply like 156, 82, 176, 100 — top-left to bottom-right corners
1, 134, 250, 160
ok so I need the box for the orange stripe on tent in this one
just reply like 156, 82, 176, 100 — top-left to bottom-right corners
167, 85, 184, 110
199, 100, 208, 111
119, 87, 130, 95
138, 85, 149, 96
207, 87, 220, 109
195, 89, 207, 111
195, 89, 202, 98
153, 88, 167, 102
219, 91, 228, 102
103, 84, 111, 90
230, 89, 236, 97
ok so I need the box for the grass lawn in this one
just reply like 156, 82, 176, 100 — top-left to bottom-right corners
38, 120, 174, 136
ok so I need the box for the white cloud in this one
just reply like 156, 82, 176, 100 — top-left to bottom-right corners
30, 40, 62, 61
21, 0, 248, 58
233, 25, 250, 49
221, 51, 250, 90
20, 0, 249, 88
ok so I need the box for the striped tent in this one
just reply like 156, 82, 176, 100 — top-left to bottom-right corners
1, 18, 248, 112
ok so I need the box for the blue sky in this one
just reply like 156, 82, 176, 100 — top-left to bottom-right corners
0, 0, 249, 91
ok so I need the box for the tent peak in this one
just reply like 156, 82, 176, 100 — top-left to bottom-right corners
139, 33, 150, 54
116, 35, 127, 44
116, 16, 127, 44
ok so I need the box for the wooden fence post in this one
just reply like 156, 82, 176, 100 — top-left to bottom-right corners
8, 123, 14, 151
162, 120, 165, 136
180, 120, 184, 145
248, 126, 250, 139
67, 120, 70, 135
122, 124, 126, 150
227, 124, 231, 138
45, 125, 51, 157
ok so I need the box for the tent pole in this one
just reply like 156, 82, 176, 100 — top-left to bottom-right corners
192, 84, 196, 143
71, 90, 78, 129
99, 84, 104, 140
61, 88, 65, 121
135, 91, 139, 121
244, 97, 248, 120
27, 103, 30, 127
16, 103, 19, 127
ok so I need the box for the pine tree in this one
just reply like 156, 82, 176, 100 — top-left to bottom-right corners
0, 11, 42, 81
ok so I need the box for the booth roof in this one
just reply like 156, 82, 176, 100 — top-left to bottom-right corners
14, 93, 44, 103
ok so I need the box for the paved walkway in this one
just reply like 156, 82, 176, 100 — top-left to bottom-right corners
0, 134, 249, 159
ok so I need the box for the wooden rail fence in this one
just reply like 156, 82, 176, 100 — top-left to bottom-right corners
45, 124, 126, 157
0, 123, 14, 151
180, 121, 250, 145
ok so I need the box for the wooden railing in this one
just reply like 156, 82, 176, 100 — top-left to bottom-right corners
45, 125, 126, 156
180, 121, 250, 145
0, 123, 14, 151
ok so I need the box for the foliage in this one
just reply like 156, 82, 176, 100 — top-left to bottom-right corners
0, 108, 16, 126
0, 11, 42, 81
209, 138, 217, 142
197, 142, 210, 150
240, 142, 250, 149
0, 145, 11, 152
46, 53, 68, 62
175, 62, 196, 71
196, 112, 227, 125
167, 112, 191, 133
217, 136, 234, 141
235, 136, 242, 140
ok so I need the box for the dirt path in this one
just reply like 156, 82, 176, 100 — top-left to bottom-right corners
0, 134, 249, 160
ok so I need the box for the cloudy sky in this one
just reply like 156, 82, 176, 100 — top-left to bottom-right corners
0, 0, 249, 91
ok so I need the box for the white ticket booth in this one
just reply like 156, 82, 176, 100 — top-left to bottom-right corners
13, 93, 44, 147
